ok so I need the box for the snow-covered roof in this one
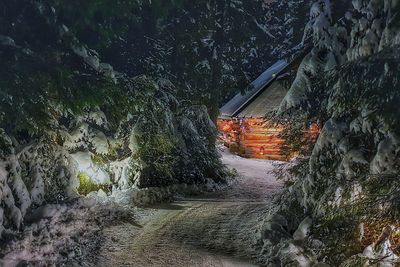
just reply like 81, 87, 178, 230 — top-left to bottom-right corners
220, 60, 289, 118
237, 80, 288, 118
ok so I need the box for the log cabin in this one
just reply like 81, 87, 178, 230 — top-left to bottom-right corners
217, 59, 318, 161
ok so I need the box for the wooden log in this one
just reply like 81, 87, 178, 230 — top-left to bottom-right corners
217, 118, 320, 161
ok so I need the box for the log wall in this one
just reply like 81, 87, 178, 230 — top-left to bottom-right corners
217, 118, 319, 161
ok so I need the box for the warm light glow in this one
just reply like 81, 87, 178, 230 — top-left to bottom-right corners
217, 118, 320, 161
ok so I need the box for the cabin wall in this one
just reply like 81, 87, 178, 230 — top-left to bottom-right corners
217, 118, 241, 152
217, 118, 289, 161
217, 118, 319, 161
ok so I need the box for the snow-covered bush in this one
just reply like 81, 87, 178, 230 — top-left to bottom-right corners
261, 0, 400, 266
0, 0, 227, 239
177, 105, 227, 184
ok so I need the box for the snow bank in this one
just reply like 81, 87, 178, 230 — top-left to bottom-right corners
0, 135, 78, 238
0, 200, 136, 266
88, 178, 227, 207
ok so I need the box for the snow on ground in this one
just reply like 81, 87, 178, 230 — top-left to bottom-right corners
92, 149, 284, 266
206, 146, 283, 201
0, 200, 137, 267
0, 148, 283, 266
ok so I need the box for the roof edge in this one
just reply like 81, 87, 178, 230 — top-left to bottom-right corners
230, 61, 294, 117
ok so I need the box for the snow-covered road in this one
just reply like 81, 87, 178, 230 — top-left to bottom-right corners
94, 149, 283, 266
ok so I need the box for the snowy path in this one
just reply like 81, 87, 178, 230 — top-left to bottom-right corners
94, 149, 283, 266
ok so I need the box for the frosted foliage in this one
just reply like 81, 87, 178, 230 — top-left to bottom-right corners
293, 48, 400, 263
310, 119, 348, 174
350, 116, 363, 134
278, 241, 316, 267
70, 152, 110, 184
64, 120, 111, 156
332, 186, 343, 207
338, 149, 368, 178
349, 183, 363, 203
293, 217, 312, 241
279, 51, 321, 112
128, 125, 140, 153
0, 132, 77, 236
0, 162, 22, 230
0, 98, 218, 237
29, 165, 45, 206
72, 43, 117, 83
264, 1, 400, 265
0, 92, 219, 238
86, 110, 109, 130
279, 0, 347, 113
8, 154, 32, 218
0, 208, 3, 236
363, 227, 399, 266
305, 0, 332, 46
185, 105, 216, 131
90, 131, 110, 155
181, 117, 201, 141
180, 106, 215, 151
64, 123, 89, 150
347, 0, 400, 61
370, 134, 400, 174
297, 119, 349, 210
0, 0, 227, 246
304, 0, 347, 56
109, 158, 133, 189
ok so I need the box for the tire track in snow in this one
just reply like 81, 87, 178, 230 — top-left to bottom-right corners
95, 150, 283, 266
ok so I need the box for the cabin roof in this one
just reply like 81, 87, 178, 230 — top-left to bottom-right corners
219, 59, 292, 118
237, 79, 288, 118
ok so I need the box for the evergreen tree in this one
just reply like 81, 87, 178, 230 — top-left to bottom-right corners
44, 0, 310, 121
